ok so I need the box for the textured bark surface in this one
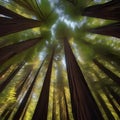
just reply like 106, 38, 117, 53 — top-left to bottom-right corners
94, 59, 120, 85
0, 37, 42, 65
0, 62, 25, 93
64, 38, 103, 120
32, 49, 55, 120
89, 22, 120, 38
83, 0, 120, 20
12, 57, 46, 120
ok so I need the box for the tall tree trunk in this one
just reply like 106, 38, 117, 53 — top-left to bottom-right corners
94, 91, 115, 120
0, 37, 42, 65
89, 22, 120, 38
83, 0, 120, 20
93, 59, 120, 85
52, 88, 56, 120
16, 67, 33, 97
12, 56, 46, 120
63, 38, 103, 120
102, 87, 120, 118
0, 68, 33, 120
32, 48, 55, 120
0, 5, 25, 19
63, 88, 70, 120
0, 62, 25, 93
107, 86, 120, 106
0, 5, 41, 37
0, 65, 11, 78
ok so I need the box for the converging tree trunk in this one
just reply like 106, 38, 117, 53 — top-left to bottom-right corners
94, 91, 115, 120
12, 56, 46, 120
0, 5, 41, 37
0, 37, 42, 65
32, 48, 55, 120
93, 59, 120, 85
102, 87, 120, 118
63, 38, 103, 120
52, 88, 57, 120
107, 86, 120, 106
89, 22, 120, 38
83, 0, 120, 20
0, 62, 25, 93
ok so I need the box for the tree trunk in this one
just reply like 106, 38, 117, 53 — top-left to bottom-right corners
0, 37, 42, 65
89, 22, 120, 38
12, 56, 46, 120
94, 91, 115, 120
52, 88, 56, 120
93, 59, 120, 85
63, 38, 103, 120
0, 5, 41, 37
0, 62, 25, 93
0, 65, 11, 78
107, 86, 120, 106
102, 87, 120, 118
63, 88, 70, 120
0, 5, 25, 19
83, 0, 120, 20
32, 48, 55, 120
16, 67, 33, 97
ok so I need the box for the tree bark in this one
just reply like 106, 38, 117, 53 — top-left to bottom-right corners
107, 86, 120, 106
0, 62, 25, 93
83, 0, 120, 20
52, 88, 56, 120
64, 38, 103, 120
0, 37, 42, 65
102, 87, 120, 118
93, 59, 120, 85
0, 5, 41, 37
12, 56, 46, 120
89, 22, 120, 38
32, 48, 55, 120
94, 91, 115, 120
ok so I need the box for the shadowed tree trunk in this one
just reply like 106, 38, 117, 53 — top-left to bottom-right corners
52, 88, 57, 120
32, 48, 55, 120
107, 86, 120, 106
102, 87, 120, 118
93, 59, 120, 85
16, 67, 33, 98
0, 37, 42, 65
63, 38, 103, 120
63, 88, 70, 120
89, 22, 120, 38
21, 94, 32, 120
0, 5, 25, 19
0, 65, 11, 78
12, 56, 46, 120
0, 66, 33, 119
0, 62, 25, 93
0, 5, 41, 37
94, 91, 115, 120
83, 0, 120, 20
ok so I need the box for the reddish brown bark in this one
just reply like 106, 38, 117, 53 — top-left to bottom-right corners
89, 22, 120, 38
12, 56, 46, 120
0, 5, 41, 37
32, 48, 55, 120
93, 59, 120, 85
83, 0, 120, 20
0, 62, 25, 93
0, 37, 42, 65
64, 38, 103, 120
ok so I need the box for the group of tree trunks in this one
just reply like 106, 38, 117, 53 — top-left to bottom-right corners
83, 0, 120, 38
